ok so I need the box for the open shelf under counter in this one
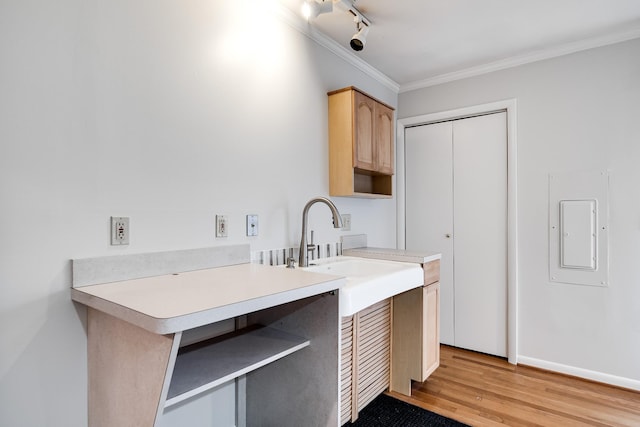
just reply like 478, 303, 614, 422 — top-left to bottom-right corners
166, 325, 309, 408
71, 245, 344, 427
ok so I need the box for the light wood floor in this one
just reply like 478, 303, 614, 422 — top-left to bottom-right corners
388, 345, 640, 427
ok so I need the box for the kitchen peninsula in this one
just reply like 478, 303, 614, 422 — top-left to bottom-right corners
71, 245, 344, 427
71, 243, 442, 426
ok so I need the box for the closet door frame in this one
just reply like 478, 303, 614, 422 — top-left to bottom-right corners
397, 99, 519, 365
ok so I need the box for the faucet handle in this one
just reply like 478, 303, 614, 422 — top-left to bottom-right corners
310, 230, 314, 245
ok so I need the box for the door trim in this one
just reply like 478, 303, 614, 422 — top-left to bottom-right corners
396, 99, 518, 365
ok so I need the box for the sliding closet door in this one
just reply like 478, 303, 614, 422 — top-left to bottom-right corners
405, 121, 455, 346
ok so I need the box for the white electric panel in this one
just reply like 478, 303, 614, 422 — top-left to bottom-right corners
549, 170, 609, 286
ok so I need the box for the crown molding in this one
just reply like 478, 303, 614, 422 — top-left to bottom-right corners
275, 4, 640, 95
275, 4, 400, 93
400, 26, 640, 93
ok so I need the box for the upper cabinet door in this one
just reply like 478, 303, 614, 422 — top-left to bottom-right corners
353, 91, 376, 171
375, 103, 394, 175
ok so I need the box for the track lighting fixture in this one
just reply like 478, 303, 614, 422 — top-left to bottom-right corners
350, 16, 369, 51
302, 0, 372, 51
302, 0, 333, 20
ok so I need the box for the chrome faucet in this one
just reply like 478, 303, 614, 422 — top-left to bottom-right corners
298, 197, 343, 267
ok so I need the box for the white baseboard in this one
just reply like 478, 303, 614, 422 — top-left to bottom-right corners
518, 356, 640, 392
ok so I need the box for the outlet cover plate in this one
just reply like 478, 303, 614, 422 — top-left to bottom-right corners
216, 215, 228, 238
111, 216, 130, 245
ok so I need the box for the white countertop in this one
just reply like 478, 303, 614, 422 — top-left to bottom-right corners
71, 263, 344, 334
343, 247, 441, 264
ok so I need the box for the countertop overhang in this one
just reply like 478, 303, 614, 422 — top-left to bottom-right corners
343, 247, 441, 264
71, 262, 344, 334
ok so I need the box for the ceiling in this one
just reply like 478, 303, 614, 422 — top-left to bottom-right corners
279, 0, 640, 91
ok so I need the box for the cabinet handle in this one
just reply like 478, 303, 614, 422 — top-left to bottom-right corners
445, 234, 451, 238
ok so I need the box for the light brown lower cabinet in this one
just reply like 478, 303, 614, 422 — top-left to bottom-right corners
340, 298, 391, 424
390, 261, 441, 396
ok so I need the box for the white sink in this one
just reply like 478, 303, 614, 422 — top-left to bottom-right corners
303, 256, 424, 316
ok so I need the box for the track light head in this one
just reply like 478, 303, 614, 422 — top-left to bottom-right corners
350, 20, 369, 51
303, 0, 372, 51
302, 0, 333, 20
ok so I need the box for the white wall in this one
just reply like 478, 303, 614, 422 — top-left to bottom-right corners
0, 1, 397, 426
399, 38, 640, 387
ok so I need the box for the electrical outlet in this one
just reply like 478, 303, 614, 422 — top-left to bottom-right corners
216, 215, 228, 237
342, 214, 351, 231
246, 215, 258, 236
111, 216, 130, 245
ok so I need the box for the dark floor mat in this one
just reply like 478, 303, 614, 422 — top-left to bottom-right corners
343, 394, 471, 427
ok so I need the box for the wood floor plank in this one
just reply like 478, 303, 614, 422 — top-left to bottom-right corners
429, 366, 626, 425
388, 345, 640, 427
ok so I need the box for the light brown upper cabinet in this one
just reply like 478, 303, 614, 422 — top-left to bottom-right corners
328, 87, 395, 198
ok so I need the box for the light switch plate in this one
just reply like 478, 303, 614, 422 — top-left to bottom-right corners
246, 215, 258, 236
341, 214, 351, 231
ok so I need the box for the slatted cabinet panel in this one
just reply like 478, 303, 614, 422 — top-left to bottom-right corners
356, 299, 391, 412
341, 315, 354, 425
341, 298, 392, 424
